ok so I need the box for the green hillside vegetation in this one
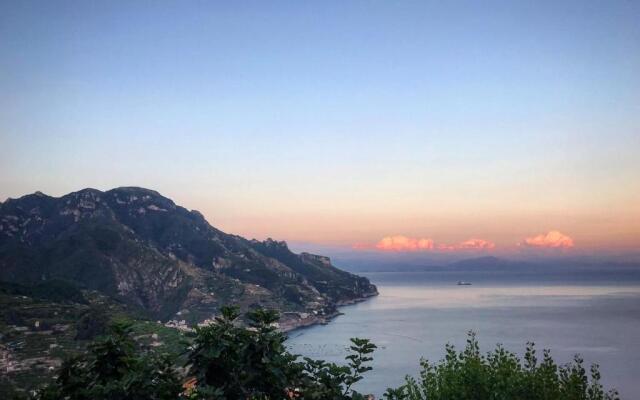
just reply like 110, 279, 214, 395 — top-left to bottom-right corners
0, 282, 185, 397
0, 188, 377, 325
24, 307, 618, 400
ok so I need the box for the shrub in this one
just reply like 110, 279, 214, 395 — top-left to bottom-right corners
384, 331, 619, 400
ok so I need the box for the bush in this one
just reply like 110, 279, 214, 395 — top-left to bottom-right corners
384, 331, 619, 400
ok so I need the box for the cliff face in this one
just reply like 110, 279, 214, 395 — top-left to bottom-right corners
0, 187, 377, 324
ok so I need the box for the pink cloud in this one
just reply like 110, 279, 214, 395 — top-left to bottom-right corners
375, 235, 434, 251
521, 230, 574, 248
438, 238, 496, 251
354, 236, 496, 252
457, 238, 496, 250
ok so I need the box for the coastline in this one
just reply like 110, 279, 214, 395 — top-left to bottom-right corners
279, 291, 378, 333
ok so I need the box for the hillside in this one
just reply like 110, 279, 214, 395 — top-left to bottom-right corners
0, 187, 377, 327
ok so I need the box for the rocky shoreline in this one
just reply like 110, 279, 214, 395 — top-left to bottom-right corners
279, 291, 378, 333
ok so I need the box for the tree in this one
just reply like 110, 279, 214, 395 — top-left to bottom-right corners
186, 306, 302, 399
295, 337, 376, 400
185, 306, 377, 400
36, 321, 182, 400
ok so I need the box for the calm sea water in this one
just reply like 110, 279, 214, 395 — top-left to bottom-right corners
286, 270, 640, 398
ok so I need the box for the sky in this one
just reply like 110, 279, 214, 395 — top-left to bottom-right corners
1, 1, 639, 255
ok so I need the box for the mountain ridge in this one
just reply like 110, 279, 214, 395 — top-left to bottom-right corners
0, 187, 377, 327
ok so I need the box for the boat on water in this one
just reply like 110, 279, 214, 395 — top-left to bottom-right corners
457, 281, 472, 286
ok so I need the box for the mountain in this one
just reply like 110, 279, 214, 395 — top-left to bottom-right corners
0, 187, 377, 327
446, 256, 529, 270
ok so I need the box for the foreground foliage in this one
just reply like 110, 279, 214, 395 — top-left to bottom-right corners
36, 307, 376, 400
385, 332, 619, 400
36, 308, 618, 400
36, 322, 182, 400
185, 306, 376, 399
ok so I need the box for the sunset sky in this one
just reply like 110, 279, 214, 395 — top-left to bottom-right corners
1, 1, 639, 254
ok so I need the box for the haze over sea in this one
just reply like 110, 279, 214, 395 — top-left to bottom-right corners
287, 266, 640, 398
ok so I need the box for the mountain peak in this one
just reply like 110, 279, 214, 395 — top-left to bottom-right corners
67, 187, 103, 197
108, 186, 164, 198
0, 186, 377, 324
263, 238, 289, 248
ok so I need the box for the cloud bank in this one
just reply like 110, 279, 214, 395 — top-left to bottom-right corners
364, 236, 495, 252
375, 235, 434, 251
521, 230, 574, 248
355, 232, 575, 252
456, 238, 496, 250
437, 238, 496, 251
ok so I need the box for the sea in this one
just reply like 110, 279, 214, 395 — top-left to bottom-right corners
286, 267, 640, 398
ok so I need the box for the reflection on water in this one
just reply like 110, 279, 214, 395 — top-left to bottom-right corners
286, 273, 640, 398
